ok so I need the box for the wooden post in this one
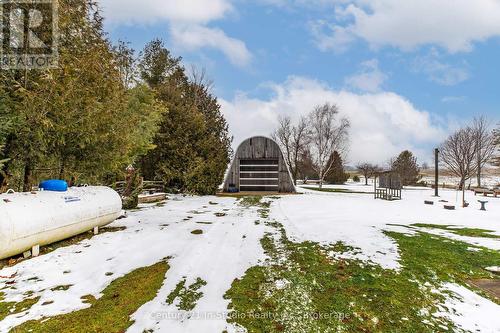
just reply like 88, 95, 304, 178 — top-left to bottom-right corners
124, 165, 135, 197
32, 244, 40, 257
434, 148, 439, 197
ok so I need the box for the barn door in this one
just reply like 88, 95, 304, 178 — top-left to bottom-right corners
239, 159, 279, 192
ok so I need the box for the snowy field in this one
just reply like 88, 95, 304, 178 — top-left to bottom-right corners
1, 186, 499, 332
332, 173, 500, 189
420, 175, 500, 188
287, 184, 500, 268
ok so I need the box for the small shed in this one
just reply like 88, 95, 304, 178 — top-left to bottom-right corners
223, 136, 296, 193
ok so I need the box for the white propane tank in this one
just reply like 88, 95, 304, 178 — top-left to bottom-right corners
0, 186, 122, 260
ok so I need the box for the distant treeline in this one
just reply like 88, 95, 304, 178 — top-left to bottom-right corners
0, 0, 231, 195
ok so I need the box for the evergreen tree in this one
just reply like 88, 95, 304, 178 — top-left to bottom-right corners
114, 40, 138, 88
0, 70, 51, 191
325, 151, 349, 184
391, 150, 421, 186
0, 0, 163, 190
184, 76, 232, 194
124, 85, 165, 161
0, 88, 13, 175
297, 149, 318, 181
47, 2, 128, 182
138, 40, 231, 194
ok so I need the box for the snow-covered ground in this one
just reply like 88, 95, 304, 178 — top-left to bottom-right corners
0, 196, 270, 332
323, 173, 500, 188
286, 184, 500, 269
1, 186, 499, 332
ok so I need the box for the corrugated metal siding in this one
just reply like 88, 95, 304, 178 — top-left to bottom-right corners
223, 137, 296, 193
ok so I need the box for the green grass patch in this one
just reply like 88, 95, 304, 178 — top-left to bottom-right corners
238, 196, 272, 219
81, 295, 97, 305
302, 187, 373, 194
225, 230, 457, 332
11, 261, 169, 333
411, 224, 500, 239
166, 280, 185, 305
387, 230, 500, 285
166, 278, 207, 311
238, 196, 265, 207
224, 197, 500, 332
50, 285, 73, 292
0, 293, 40, 321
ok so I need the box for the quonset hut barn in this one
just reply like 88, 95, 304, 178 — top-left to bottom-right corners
223, 136, 296, 193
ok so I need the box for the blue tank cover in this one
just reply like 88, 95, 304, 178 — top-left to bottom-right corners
39, 179, 68, 192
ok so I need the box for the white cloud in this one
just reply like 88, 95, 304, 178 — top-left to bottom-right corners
170, 25, 252, 67
98, 0, 252, 67
98, 0, 232, 25
345, 59, 387, 92
221, 76, 446, 165
310, 20, 354, 53
313, 0, 500, 53
412, 51, 469, 86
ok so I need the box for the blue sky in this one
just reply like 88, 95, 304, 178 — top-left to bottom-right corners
99, 0, 500, 165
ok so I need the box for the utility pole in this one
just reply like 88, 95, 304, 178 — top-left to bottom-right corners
434, 148, 439, 197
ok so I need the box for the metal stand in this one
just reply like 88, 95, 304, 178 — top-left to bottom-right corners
478, 200, 488, 211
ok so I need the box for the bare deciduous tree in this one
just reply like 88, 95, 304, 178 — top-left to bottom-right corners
440, 126, 478, 207
356, 163, 381, 186
273, 115, 293, 175
272, 115, 310, 185
188, 65, 214, 92
114, 40, 137, 88
494, 126, 500, 167
309, 103, 350, 189
291, 117, 310, 184
472, 116, 496, 187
